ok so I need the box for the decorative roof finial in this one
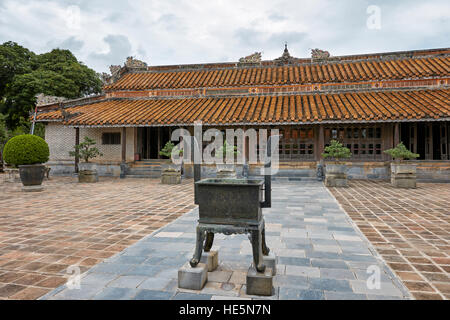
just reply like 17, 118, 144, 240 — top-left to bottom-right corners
274, 42, 298, 65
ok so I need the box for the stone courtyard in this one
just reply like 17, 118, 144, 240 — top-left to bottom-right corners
41, 179, 410, 300
0, 175, 448, 300
0, 176, 194, 299
330, 181, 450, 300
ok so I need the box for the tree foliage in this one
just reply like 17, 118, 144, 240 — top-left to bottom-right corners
0, 42, 103, 129
322, 140, 352, 160
159, 141, 182, 158
384, 142, 419, 160
69, 136, 103, 163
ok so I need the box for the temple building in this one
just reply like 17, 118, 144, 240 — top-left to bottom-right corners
35, 46, 450, 181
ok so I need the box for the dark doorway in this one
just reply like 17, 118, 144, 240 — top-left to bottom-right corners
137, 127, 172, 160
432, 124, 441, 160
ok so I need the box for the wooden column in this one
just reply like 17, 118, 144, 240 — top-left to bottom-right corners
75, 127, 80, 173
316, 125, 324, 161
383, 124, 393, 161
427, 123, 433, 160
394, 122, 400, 146
121, 127, 127, 163
157, 127, 161, 159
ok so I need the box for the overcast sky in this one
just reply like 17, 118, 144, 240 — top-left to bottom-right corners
0, 0, 449, 73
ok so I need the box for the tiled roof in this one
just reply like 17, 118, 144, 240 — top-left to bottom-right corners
104, 56, 450, 91
36, 89, 450, 126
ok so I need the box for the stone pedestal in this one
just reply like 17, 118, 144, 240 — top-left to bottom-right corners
246, 266, 273, 296
391, 163, 416, 188
78, 170, 98, 183
263, 253, 276, 276
324, 163, 348, 187
200, 250, 218, 272
161, 171, 181, 184
22, 185, 44, 192
178, 262, 208, 290
251, 253, 277, 276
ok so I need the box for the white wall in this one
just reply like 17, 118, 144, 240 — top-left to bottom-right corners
45, 123, 135, 163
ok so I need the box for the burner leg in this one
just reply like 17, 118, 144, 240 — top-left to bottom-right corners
190, 227, 205, 267
262, 226, 270, 256
204, 232, 214, 252
250, 229, 266, 273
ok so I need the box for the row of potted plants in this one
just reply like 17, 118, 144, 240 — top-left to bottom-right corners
322, 139, 419, 188
1, 134, 420, 189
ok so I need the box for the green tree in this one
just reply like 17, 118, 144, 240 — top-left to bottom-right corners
0, 41, 34, 98
69, 136, 103, 163
0, 43, 103, 129
384, 142, 419, 161
159, 141, 182, 158
322, 140, 352, 160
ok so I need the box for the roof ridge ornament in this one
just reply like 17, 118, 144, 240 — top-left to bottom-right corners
238, 52, 262, 64
311, 48, 331, 61
125, 56, 148, 70
274, 43, 299, 65
35, 93, 67, 107
101, 57, 147, 85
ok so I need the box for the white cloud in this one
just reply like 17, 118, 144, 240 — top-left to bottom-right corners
0, 0, 448, 73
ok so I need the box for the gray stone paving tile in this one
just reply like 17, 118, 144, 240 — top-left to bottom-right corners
311, 259, 349, 269
108, 255, 148, 265
138, 277, 173, 290
285, 265, 320, 278
310, 278, 352, 292
90, 263, 136, 275
155, 268, 178, 279
367, 294, 404, 300
134, 289, 174, 300
320, 268, 356, 280
278, 257, 310, 266
274, 275, 309, 289
93, 287, 138, 300
52, 285, 103, 300
279, 288, 324, 300
81, 273, 118, 286
350, 280, 404, 297
324, 291, 367, 300
173, 292, 213, 300
107, 275, 148, 288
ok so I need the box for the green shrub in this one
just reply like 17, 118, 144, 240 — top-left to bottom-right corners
322, 140, 352, 160
384, 142, 419, 160
216, 141, 239, 160
3, 134, 49, 166
159, 141, 182, 158
69, 136, 102, 163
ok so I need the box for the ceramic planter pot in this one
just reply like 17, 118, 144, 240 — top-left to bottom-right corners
18, 164, 45, 186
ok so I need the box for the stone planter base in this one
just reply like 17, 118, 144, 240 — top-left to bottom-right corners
79, 170, 99, 183
325, 173, 348, 187
391, 163, 417, 188
216, 170, 237, 179
161, 171, 181, 184
325, 163, 348, 187
22, 185, 44, 192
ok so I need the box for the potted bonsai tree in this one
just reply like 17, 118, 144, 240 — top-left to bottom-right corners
2, 134, 49, 191
322, 139, 352, 187
159, 141, 182, 184
69, 136, 103, 183
215, 141, 239, 178
384, 142, 419, 188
